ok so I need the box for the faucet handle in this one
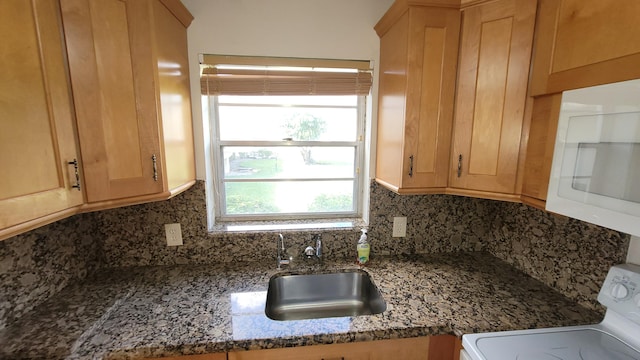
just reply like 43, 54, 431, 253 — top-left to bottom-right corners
304, 246, 316, 258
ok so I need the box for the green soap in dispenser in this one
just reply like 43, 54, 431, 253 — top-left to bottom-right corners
357, 229, 370, 264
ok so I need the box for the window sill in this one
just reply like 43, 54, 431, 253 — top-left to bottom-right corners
209, 218, 366, 234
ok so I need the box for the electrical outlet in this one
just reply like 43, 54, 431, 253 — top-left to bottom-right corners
392, 217, 407, 237
165, 223, 183, 246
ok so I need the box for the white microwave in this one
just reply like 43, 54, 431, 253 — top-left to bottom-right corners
546, 79, 640, 237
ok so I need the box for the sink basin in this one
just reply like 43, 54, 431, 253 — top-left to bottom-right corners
265, 269, 387, 321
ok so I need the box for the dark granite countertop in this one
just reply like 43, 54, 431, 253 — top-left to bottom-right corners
0, 252, 603, 359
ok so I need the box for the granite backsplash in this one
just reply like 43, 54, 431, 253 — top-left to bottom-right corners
486, 201, 629, 311
94, 180, 629, 311
0, 179, 630, 329
0, 213, 103, 330
94, 181, 489, 267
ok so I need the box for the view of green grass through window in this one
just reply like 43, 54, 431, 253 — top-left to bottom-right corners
214, 95, 363, 219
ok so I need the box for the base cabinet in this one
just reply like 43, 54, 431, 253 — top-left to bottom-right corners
152, 354, 227, 360
229, 337, 429, 360
148, 336, 459, 360
227, 336, 459, 360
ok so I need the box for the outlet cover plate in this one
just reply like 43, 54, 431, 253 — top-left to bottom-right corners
392, 217, 407, 237
165, 223, 183, 246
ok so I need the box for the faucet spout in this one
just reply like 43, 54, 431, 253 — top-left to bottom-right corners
277, 233, 290, 270
315, 234, 322, 260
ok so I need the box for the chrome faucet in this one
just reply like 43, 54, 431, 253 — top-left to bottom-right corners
277, 233, 291, 270
315, 234, 322, 260
303, 234, 323, 263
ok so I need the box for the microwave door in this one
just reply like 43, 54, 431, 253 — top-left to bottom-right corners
571, 142, 640, 203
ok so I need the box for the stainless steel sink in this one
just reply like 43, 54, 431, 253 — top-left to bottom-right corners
264, 269, 387, 321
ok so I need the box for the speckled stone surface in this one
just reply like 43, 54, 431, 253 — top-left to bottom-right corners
0, 213, 103, 331
0, 252, 602, 360
94, 180, 630, 313
1, 179, 630, 339
485, 201, 629, 312
94, 182, 367, 266
368, 181, 491, 254
96, 181, 493, 268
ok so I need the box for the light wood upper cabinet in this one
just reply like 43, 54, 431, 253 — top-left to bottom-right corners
151, 0, 196, 192
374, 1, 460, 194
448, 0, 536, 196
530, 0, 640, 96
520, 94, 562, 210
0, 0, 84, 239
60, 0, 195, 207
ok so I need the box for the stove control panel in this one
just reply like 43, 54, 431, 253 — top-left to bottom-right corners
598, 263, 640, 322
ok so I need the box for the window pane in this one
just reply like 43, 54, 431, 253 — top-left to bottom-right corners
223, 146, 355, 179
224, 180, 354, 215
218, 96, 358, 141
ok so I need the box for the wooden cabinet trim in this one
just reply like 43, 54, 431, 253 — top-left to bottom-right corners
520, 194, 546, 211
0, 207, 81, 242
375, 0, 460, 37
158, 0, 194, 28
445, 187, 522, 202
520, 94, 562, 203
151, 353, 227, 360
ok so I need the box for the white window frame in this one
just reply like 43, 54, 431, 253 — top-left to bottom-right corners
207, 95, 367, 222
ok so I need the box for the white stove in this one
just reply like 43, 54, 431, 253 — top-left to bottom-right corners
461, 264, 640, 360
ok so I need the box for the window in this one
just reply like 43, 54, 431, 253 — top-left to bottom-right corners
201, 56, 372, 221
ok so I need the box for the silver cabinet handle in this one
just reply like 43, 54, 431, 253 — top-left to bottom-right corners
67, 159, 81, 191
457, 154, 462, 178
152, 154, 158, 181
409, 155, 414, 177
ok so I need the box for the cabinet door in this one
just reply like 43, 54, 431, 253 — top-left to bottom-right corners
530, 0, 640, 95
61, 0, 165, 202
376, 9, 410, 193
449, 0, 536, 194
401, 7, 459, 191
0, 0, 83, 239
375, 6, 459, 194
151, 0, 196, 191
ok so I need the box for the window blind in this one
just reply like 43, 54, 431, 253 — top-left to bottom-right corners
199, 56, 373, 96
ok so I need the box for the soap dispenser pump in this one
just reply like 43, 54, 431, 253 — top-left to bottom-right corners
357, 229, 370, 265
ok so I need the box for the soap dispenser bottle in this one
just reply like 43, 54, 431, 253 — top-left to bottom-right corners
357, 229, 370, 265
